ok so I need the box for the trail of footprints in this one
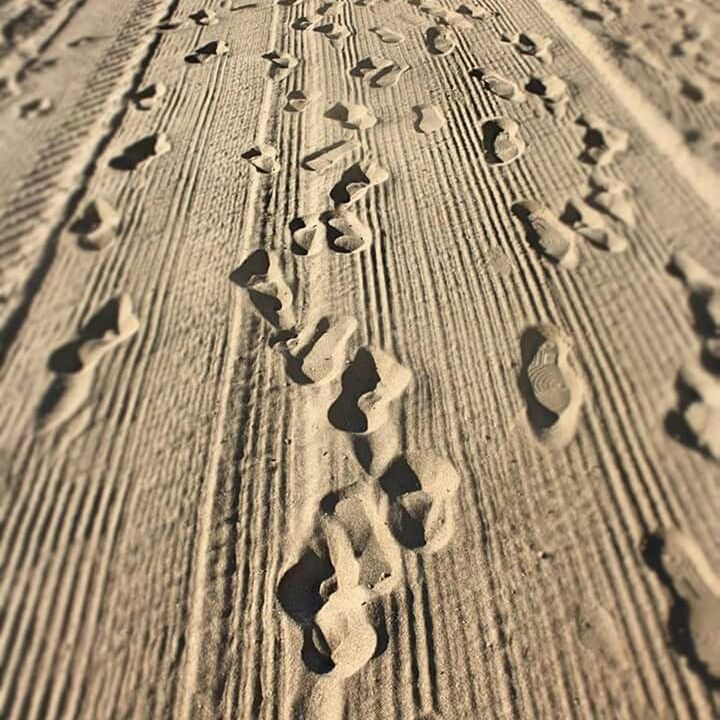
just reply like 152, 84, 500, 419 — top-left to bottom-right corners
26, 0, 719, 708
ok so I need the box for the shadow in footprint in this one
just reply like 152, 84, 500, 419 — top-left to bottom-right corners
47, 297, 124, 374
328, 348, 380, 432
663, 373, 710, 459
511, 203, 546, 262
378, 457, 425, 550
329, 164, 368, 205
277, 549, 336, 674
481, 119, 507, 165
642, 533, 720, 688
109, 136, 159, 171
230, 249, 289, 328
271, 318, 331, 385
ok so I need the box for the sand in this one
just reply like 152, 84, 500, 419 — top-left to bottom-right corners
0, 0, 719, 718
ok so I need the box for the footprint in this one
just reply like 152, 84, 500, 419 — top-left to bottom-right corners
17, 97, 52, 119
481, 117, 526, 165
133, 81, 167, 110
426, 25, 456, 55
243, 142, 280, 174
371, 26, 405, 43
231, 249, 295, 329
562, 196, 628, 253
329, 346, 412, 433
315, 23, 351, 49
292, 14, 322, 30
37, 295, 140, 433
290, 214, 326, 256
185, 39, 229, 64
303, 139, 360, 172
379, 452, 461, 554
275, 315, 358, 384
350, 55, 393, 79
677, 361, 720, 460
414, 104, 446, 134
472, 69, 526, 103
109, 132, 171, 171
326, 101, 377, 130
586, 173, 635, 227
520, 323, 586, 449
671, 251, 720, 334
310, 538, 378, 679
503, 31, 554, 64
326, 208, 372, 254
71, 197, 120, 251
189, 8, 219, 25
285, 88, 319, 112
330, 160, 389, 207
457, 3, 491, 20
320, 481, 401, 597
277, 482, 400, 678
644, 529, 720, 680
265, 51, 299, 81
513, 200, 580, 269
371, 62, 409, 88
577, 113, 629, 166
317, 0, 346, 16
526, 74, 569, 118
412, 0, 471, 28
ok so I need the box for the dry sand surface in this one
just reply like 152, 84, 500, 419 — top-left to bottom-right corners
1, 0, 720, 718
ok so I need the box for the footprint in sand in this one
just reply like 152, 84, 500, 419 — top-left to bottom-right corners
561, 196, 628, 253
277, 482, 400, 678
37, 295, 140, 433
133, 81, 167, 110
292, 15, 320, 31
414, 104, 446, 133
471, 69, 526, 103
457, 3, 492, 20
372, 26, 405, 43
371, 61, 410, 88
426, 25, 456, 55
329, 346, 412, 433
243, 142, 280, 174
413, 0, 471, 28
526, 74, 569, 119
330, 159, 389, 207
190, 8, 219, 25
520, 323, 586, 450
315, 23, 352, 49
671, 251, 720, 335
326, 101, 377, 130
481, 117, 526, 166
317, 0, 346, 16
231, 249, 296, 329
577, 114, 629, 166
675, 361, 720, 460
265, 51, 299, 81
185, 40, 229, 64
503, 31, 554, 64
303, 139, 360, 172
17, 97, 53, 119
290, 214, 326, 256
379, 452, 461, 554
586, 173, 635, 228
513, 200, 580, 269
285, 88, 320, 112
275, 315, 358, 384
326, 208, 372, 253
644, 529, 720, 680
109, 132, 171, 171
71, 197, 120, 251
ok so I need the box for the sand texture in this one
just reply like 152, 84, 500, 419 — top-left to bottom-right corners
0, 0, 719, 718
